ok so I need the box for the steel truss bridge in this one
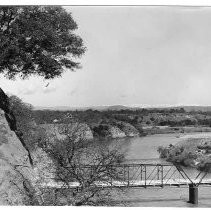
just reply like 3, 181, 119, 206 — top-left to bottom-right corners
42, 162, 211, 204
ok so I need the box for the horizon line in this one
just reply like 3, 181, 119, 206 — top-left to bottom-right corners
34, 104, 211, 109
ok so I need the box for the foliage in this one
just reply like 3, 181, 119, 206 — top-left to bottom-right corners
0, 6, 85, 80
92, 124, 112, 138
8, 95, 45, 152
197, 158, 211, 172
33, 109, 145, 137
33, 107, 211, 132
41, 123, 125, 206
9, 95, 33, 125
157, 139, 211, 172
157, 144, 198, 167
157, 146, 169, 158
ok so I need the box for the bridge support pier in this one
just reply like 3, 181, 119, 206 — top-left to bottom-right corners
188, 184, 198, 204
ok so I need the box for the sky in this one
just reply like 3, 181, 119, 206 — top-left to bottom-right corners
1, 6, 211, 107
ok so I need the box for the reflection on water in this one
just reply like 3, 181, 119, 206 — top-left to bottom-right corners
98, 133, 211, 207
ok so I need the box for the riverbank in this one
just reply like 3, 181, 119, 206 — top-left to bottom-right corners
103, 132, 211, 207
142, 125, 211, 136
157, 132, 211, 170
92, 125, 211, 141
92, 125, 211, 140
33, 108, 211, 141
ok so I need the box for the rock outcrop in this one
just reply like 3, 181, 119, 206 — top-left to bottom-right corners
0, 88, 37, 205
109, 126, 126, 138
115, 121, 139, 137
93, 121, 139, 139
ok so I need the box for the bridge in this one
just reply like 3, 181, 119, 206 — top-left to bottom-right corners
41, 162, 211, 205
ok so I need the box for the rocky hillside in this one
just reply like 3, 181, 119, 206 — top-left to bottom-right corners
93, 121, 139, 138
0, 88, 39, 205
114, 121, 139, 137
40, 121, 139, 141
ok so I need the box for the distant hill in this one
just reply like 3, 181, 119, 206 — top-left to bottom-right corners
174, 106, 211, 112
34, 106, 81, 111
34, 105, 211, 112
146, 106, 211, 112
34, 105, 131, 111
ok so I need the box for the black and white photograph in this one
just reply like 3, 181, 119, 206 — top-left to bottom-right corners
1, 1, 211, 207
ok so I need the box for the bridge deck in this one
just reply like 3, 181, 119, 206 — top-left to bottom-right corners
40, 178, 211, 189
39, 162, 211, 190
38, 162, 211, 205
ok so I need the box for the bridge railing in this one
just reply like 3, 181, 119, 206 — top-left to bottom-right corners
52, 163, 192, 187
104, 163, 191, 187
42, 163, 211, 189
40, 162, 211, 205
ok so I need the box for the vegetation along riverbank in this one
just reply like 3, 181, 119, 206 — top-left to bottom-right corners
33, 106, 211, 139
158, 133, 211, 172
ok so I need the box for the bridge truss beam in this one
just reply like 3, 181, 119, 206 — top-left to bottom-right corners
43, 162, 211, 205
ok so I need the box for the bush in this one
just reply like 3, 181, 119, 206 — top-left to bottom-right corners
157, 144, 198, 167
157, 146, 169, 158
9, 95, 44, 151
93, 124, 110, 137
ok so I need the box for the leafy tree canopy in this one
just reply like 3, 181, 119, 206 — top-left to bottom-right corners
0, 6, 86, 80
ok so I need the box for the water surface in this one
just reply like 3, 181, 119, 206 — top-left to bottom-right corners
106, 132, 211, 207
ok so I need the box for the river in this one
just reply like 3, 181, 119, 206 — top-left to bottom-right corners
104, 132, 211, 207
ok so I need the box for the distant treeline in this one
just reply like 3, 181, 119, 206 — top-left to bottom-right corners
32, 108, 211, 127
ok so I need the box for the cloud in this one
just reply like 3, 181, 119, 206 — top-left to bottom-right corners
69, 88, 78, 96
120, 94, 127, 98
17, 81, 58, 96
18, 84, 39, 95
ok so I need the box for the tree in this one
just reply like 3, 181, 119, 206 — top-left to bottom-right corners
8, 94, 49, 168
0, 6, 88, 206
38, 123, 125, 206
8, 95, 44, 151
9, 95, 33, 130
0, 6, 85, 80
